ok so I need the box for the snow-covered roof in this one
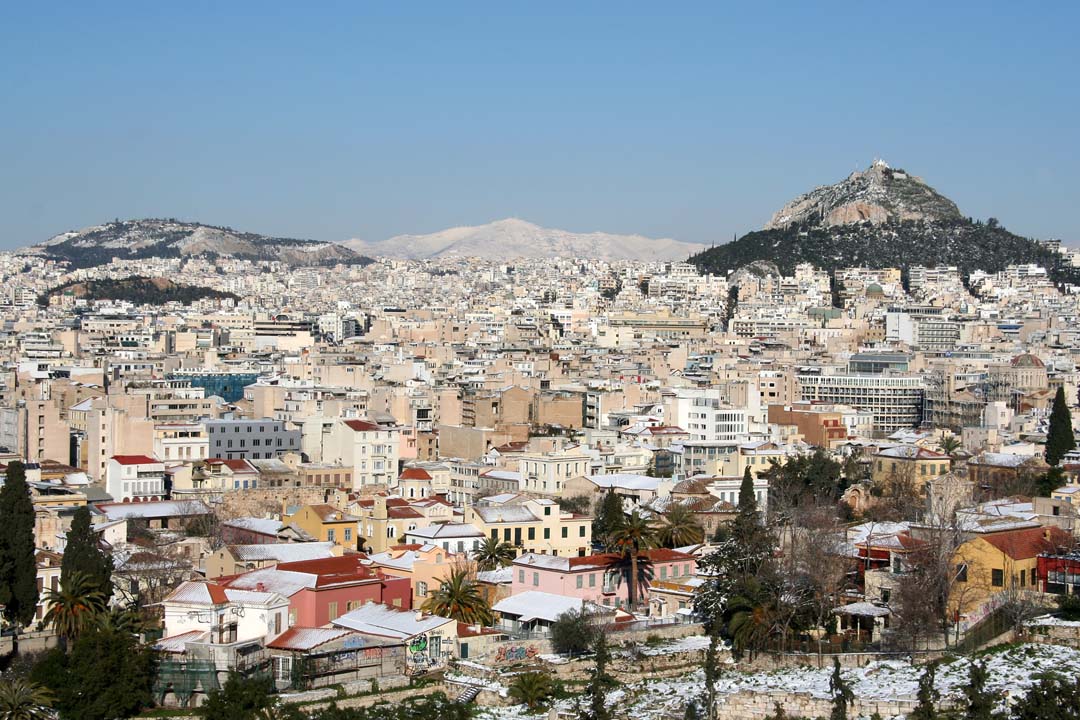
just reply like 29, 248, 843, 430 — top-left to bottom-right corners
98, 500, 211, 521
585, 473, 663, 491
493, 591, 612, 624
331, 603, 454, 639
406, 523, 484, 539
229, 542, 336, 563
224, 517, 285, 535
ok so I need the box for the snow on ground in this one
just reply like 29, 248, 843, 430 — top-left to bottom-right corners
640, 634, 715, 656
473, 643, 1080, 720
1027, 613, 1080, 627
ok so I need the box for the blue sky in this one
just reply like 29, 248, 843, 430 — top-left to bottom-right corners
1, 2, 1077, 249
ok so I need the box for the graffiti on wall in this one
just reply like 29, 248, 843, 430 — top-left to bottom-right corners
494, 644, 539, 663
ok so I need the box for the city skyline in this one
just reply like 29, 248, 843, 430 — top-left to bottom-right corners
2, 2, 1079, 250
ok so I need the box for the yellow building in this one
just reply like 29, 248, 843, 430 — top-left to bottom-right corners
283, 504, 361, 551
352, 495, 455, 553
464, 497, 591, 557
871, 445, 950, 486
949, 525, 1071, 616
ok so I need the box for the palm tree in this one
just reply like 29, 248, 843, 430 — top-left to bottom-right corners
421, 566, 493, 625
607, 510, 657, 611
507, 671, 553, 709
473, 536, 517, 571
655, 502, 704, 548
43, 571, 108, 642
939, 435, 962, 458
0, 678, 55, 720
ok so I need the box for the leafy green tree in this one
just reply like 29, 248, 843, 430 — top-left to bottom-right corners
909, 661, 939, 720
507, 671, 553, 709
1047, 387, 1077, 466
0, 461, 38, 626
593, 491, 625, 547
606, 510, 657, 610
472, 536, 516, 572
829, 658, 854, 720
420, 566, 493, 625
655, 502, 704, 548
1038, 466, 1068, 497
31, 625, 157, 720
43, 572, 108, 643
199, 673, 277, 720
60, 506, 114, 599
580, 631, 615, 720
549, 608, 598, 656
0, 678, 54, 720
963, 661, 994, 720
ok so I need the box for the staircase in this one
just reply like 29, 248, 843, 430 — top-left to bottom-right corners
454, 682, 483, 703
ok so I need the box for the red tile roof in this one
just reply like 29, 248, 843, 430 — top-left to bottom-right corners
981, 526, 1072, 560
399, 468, 432, 480
112, 454, 159, 465
343, 419, 383, 433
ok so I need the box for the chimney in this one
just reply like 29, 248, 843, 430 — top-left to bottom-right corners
256, 582, 266, 592
415, 611, 423, 622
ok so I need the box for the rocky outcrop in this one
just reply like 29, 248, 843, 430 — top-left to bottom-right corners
765, 159, 963, 230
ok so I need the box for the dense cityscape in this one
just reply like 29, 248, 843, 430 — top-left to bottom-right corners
3, 4, 1080, 720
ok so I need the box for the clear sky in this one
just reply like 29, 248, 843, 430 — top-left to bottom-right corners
1, 2, 1077, 249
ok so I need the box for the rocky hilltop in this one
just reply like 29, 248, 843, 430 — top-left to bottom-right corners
690, 161, 1073, 283
31, 219, 371, 269
347, 218, 706, 261
765, 159, 962, 229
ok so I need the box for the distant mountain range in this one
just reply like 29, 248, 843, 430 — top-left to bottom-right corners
345, 218, 706, 261
690, 160, 1076, 283
29, 219, 370, 269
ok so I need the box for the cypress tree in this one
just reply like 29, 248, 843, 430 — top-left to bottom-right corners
594, 491, 625, 548
0, 461, 40, 625
61, 505, 113, 599
1047, 386, 1077, 466
829, 658, 854, 720
909, 661, 939, 720
738, 465, 756, 512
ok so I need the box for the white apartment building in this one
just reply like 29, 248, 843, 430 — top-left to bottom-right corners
105, 454, 166, 502
322, 419, 400, 489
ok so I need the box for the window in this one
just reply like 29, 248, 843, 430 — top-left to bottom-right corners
576, 575, 583, 589
561, 527, 568, 539
544, 506, 551, 516
344, 528, 352, 542
418, 581, 428, 597
579, 525, 586, 537
273, 656, 292, 682
544, 528, 550, 540
518, 569, 525, 584
532, 572, 539, 587
327, 529, 336, 542
956, 563, 968, 582
991, 569, 1004, 587
589, 573, 596, 587
328, 602, 339, 620
527, 527, 535, 541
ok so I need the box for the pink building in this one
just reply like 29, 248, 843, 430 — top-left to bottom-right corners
509, 549, 696, 610
220, 555, 412, 627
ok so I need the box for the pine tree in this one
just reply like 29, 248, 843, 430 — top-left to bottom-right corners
0, 461, 39, 626
593, 491, 625, 548
963, 661, 994, 720
829, 658, 854, 720
909, 662, 938, 720
1047, 387, 1077, 466
61, 506, 114, 599
701, 624, 721, 720
581, 631, 615, 720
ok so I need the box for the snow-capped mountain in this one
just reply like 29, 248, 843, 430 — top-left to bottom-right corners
31, 219, 370, 269
346, 218, 706, 261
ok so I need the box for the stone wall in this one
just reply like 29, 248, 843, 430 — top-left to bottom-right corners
218, 486, 337, 519
715, 689, 940, 720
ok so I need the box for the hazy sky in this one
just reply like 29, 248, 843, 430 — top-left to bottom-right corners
2, 2, 1077, 249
